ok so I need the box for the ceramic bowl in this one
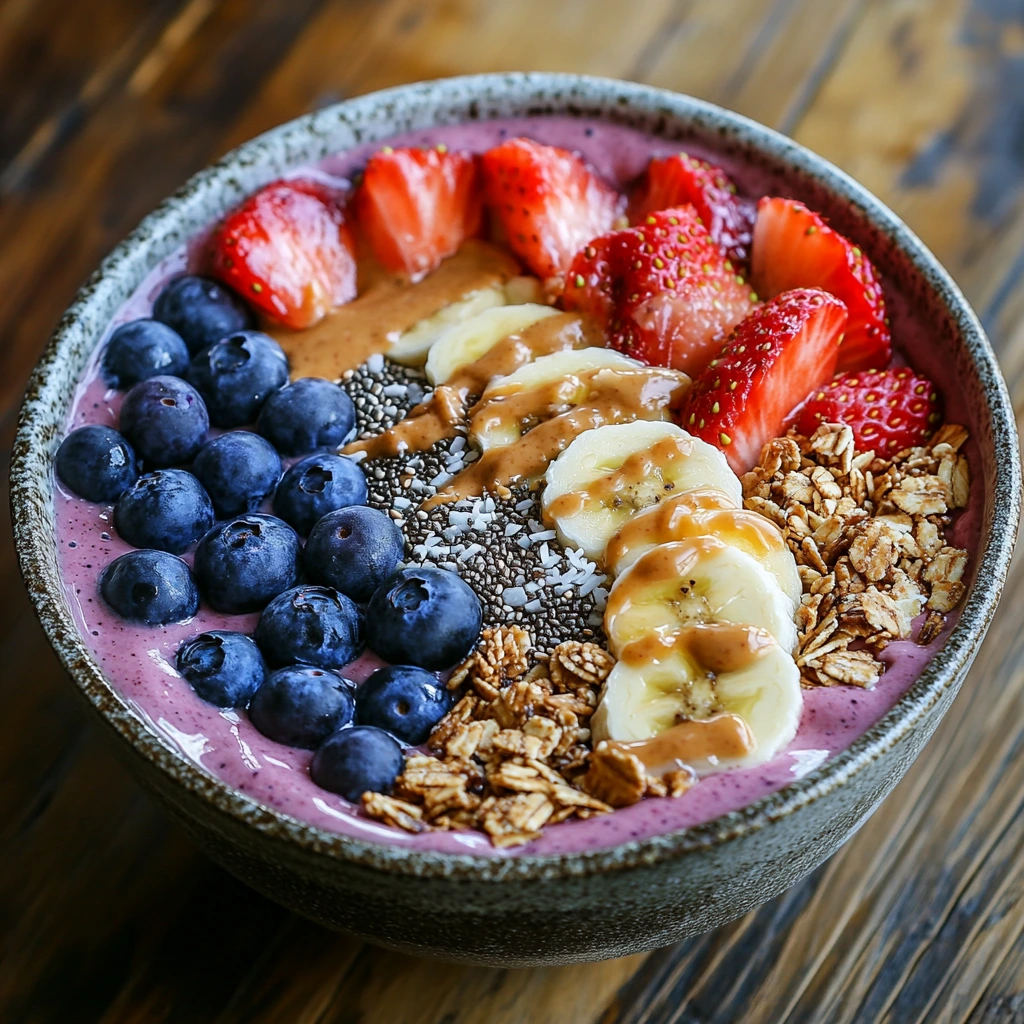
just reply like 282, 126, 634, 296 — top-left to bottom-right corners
11, 73, 1021, 966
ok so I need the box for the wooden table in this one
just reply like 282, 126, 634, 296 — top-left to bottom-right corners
3, 1, 1023, 1020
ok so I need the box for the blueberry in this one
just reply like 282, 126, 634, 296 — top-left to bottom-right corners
114, 469, 214, 553
102, 319, 190, 388
186, 331, 289, 427
356, 665, 451, 745
248, 666, 355, 749
176, 631, 265, 708
254, 584, 362, 669
366, 567, 482, 670
193, 513, 301, 613
119, 375, 209, 466
55, 425, 139, 502
311, 726, 404, 801
153, 275, 253, 354
256, 378, 356, 456
304, 506, 402, 602
272, 454, 368, 535
99, 549, 198, 625
191, 431, 282, 518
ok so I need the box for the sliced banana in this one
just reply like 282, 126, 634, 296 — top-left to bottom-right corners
603, 536, 798, 656
605, 492, 801, 608
424, 303, 559, 385
591, 634, 802, 772
388, 286, 507, 366
470, 347, 645, 451
542, 422, 743, 563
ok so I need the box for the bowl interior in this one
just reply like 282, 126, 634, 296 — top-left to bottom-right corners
11, 72, 1020, 879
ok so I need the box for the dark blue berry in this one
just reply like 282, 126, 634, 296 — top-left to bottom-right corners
119, 375, 209, 466
153, 275, 253, 354
55, 425, 139, 502
304, 506, 402, 602
256, 377, 356, 456
272, 454, 367, 535
186, 331, 289, 427
366, 567, 482, 670
114, 469, 214, 553
248, 666, 355, 749
254, 584, 362, 669
191, 431, 281, 518
176, 631, 265, 708
193, 513, 301, 613
311, 726, 404, 801
102, 319, 190, 389
356, 665, 451, 745
99, 549, 198, 625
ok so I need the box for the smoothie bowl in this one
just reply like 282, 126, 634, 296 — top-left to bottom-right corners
11, 73, 1020, 965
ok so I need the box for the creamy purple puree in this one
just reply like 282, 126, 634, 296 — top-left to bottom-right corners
54, 118, 981, 856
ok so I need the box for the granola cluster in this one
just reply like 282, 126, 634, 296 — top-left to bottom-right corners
361, 627, 691, 846
741, 422, 971, 688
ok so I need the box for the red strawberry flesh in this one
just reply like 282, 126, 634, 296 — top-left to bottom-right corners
356, 146, 482, 279
563, 206, 756, 375
208, 179, 356, 330
481, 137, 622, 282
682, 288, 848, 473
796, 367, 941, 453
628, 152, 756, 265
751, 197, 891, 372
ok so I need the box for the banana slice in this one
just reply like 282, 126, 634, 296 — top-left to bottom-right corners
603, 536, 798, 655
591, 632, 802, 772
605, 491, 801, 608
470, 347, 645, 451
388, 286, 507, 365
424, 303, 559, 385
542, 422, 743, 563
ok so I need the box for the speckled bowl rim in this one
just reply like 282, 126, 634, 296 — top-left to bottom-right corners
11, 73, 1021, 882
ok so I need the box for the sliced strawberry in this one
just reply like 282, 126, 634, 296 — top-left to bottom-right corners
208, 179, 356, 330
480, 137, 622, 282
628, 152, 756, 265
681, 289, 847, 473
562, 206, 756, 375
796, 367, 941, 453
751, 197, 891, 372
356, 146, 483, 279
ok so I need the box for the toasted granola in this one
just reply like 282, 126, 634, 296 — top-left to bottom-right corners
742, 422, 970, 688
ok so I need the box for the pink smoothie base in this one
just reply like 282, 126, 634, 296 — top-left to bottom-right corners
54, 118, 981, 857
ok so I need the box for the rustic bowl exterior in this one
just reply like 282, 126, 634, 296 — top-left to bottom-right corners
11, 74, 1020, 966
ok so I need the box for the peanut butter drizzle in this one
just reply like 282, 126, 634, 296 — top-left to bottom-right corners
614, 714, 755, 773
343, 312, 598, 460
544, 435, 697, 521
606, 494, 787, 573
424, 366, 689, 508
619, 623, 776, 674
270, 240, 519, 380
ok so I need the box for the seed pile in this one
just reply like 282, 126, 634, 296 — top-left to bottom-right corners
339, 356, 610, 653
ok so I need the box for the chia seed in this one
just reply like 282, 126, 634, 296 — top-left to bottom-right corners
340, 357, 610, 653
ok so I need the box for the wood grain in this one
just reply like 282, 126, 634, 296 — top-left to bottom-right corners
2, 1, 1023, 1021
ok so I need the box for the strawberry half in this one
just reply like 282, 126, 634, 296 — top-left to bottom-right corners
751, 197, 891, 372
681, 288, 848, 473
481, 137, 622, 282
356, 145, 483, 279
562, 206, 756, 375
628, 152, 756, 265
796, 367, 941, 453
208, 179, 356, 330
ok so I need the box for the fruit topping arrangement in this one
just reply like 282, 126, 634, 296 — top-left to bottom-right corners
55, 133, 972, 849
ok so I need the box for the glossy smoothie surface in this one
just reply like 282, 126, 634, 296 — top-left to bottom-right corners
54, 117, 980, 856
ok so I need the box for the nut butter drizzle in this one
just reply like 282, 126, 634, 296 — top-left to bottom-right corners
424, 365, 689, 507
344, 312, 600, 461
270, 240, 519, 380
